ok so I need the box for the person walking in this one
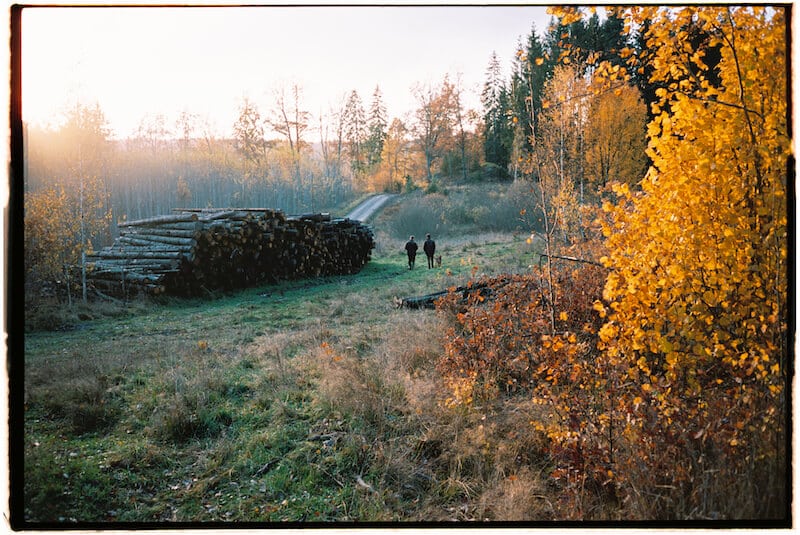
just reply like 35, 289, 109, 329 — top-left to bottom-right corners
423, 233, 436, 269
404, 236, 418, 269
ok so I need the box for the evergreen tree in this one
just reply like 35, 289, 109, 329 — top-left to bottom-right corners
597, 10, 628, 68
343, 90, 367, 179
508, 25, 553, 168
233, 97, 267, 187
481, 51, 510, 172
365, 85, 387, 169
546, 10, 630, 75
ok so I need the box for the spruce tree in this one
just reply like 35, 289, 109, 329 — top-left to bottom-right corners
481, 51, 510, 171
365, 85, 387, 169
343, 90, 367, 179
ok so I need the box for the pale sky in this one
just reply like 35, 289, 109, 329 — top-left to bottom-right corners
20, 5, 553, 139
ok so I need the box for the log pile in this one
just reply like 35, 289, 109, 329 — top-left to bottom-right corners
87, 208, 375, 297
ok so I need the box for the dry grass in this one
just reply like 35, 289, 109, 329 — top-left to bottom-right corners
477, 467, 553, 520
301, 305, 566, 521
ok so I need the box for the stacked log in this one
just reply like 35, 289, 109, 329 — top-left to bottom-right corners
87, 208, 375, 297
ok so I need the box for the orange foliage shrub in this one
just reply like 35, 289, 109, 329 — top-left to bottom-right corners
437, 262, 612, 504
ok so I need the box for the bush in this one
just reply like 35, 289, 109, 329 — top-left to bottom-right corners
436, 251, 787, 519
479, 162, 509, 181
437, 264, 606, 402
387, 194, 448, 240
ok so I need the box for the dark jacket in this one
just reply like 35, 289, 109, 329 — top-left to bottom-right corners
405, 240, 418, 255
423, 239, 436, 256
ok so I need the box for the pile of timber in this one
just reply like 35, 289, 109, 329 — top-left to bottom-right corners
87, 208, 375, 297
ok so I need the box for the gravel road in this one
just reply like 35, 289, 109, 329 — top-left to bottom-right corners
346, 194, 395, 222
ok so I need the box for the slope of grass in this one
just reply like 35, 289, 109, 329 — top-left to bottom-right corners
23, 191, 549, 524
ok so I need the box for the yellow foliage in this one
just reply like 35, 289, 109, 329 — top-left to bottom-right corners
583, 84, 648, 193
25, 178, 111, 293
598, 6, 788, 435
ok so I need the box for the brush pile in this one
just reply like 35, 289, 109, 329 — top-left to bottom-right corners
87, 208, 375, 297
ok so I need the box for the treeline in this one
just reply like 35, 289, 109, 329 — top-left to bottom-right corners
482, 10, 655, 179
23, 71, 487, 302
24, 78, 486, 222
474, 7, 729, 246
477, 10, 658, 250
24, 107, 356, 224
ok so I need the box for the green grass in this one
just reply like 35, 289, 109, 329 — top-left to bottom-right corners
23, 196, 545, 524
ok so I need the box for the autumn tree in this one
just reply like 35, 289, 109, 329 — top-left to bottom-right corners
371, 118, 424, 192
534, 64, 589, 245
411, 76, 458, 182
25, 103, 113, 303
25, 186, 80, 302
562, 5, 789, 516
582, 83, 648, 197
64, 103, 114, 301
506, 14, 632, 178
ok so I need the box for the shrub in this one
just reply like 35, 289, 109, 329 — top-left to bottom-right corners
479, 162, 509, 181
437, 248, 787, 519
387, 194, 448, 240
437, 264, 606, 404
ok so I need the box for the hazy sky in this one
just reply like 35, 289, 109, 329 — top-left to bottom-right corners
21, 5, 553, 139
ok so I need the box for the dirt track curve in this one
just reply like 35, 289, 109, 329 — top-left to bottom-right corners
346, 194, 395, 222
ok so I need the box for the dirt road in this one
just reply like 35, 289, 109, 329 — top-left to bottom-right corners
346, 194, 395, 222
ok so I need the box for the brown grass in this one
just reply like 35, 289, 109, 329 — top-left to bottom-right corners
477, 467, 553, 520
295, 304, 574, 521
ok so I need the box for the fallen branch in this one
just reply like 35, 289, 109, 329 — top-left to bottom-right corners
395, 278, 511, 310
394, 290, 450, 310
254, 459, 280, 476
538, 253, 606, 268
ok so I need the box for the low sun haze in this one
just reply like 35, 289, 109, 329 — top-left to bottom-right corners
21, 5, 551, 139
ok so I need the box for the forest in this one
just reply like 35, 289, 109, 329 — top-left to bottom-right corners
20, 5, 790, 524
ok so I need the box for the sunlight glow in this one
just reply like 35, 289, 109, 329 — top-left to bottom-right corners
21, 5, 551, 139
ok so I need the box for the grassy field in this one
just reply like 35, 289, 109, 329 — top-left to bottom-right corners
23, 183, 559, 524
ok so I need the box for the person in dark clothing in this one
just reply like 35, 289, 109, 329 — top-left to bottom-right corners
423, 233, 436, 268
404, 236, 418, 269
